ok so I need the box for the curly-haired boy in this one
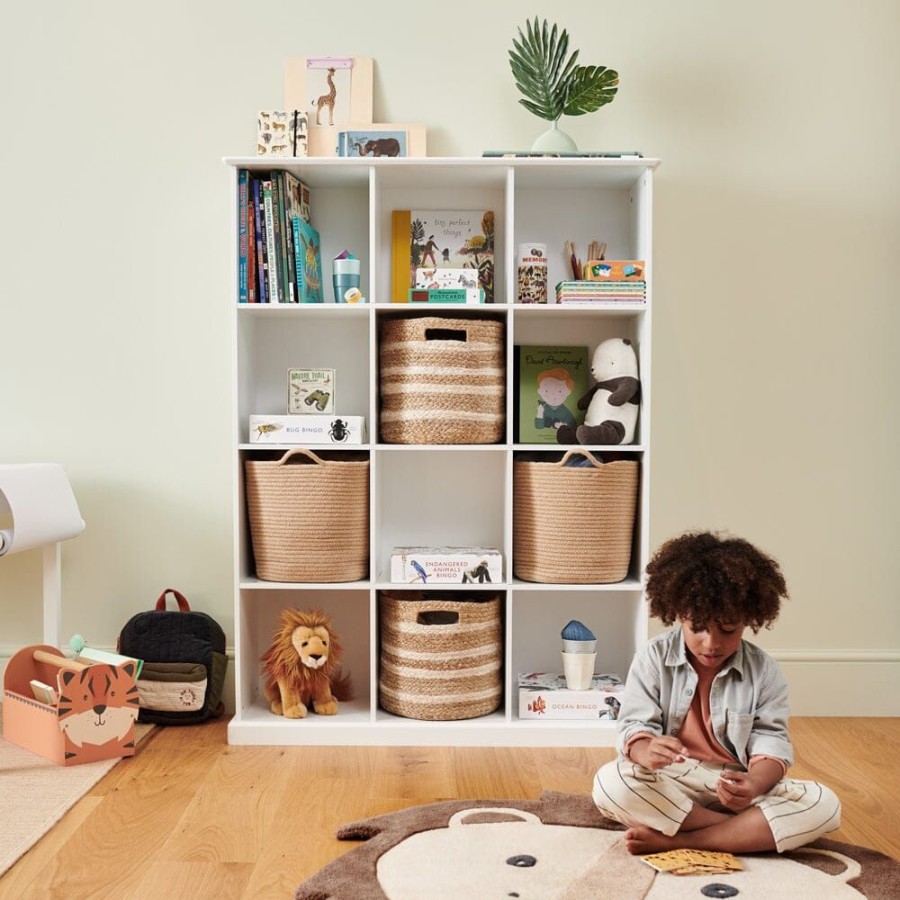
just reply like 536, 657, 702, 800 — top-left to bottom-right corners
593, 531, 841, 854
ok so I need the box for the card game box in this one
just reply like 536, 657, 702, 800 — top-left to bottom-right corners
249, 414, 365, 444
517, 672, 623, 720
390, 547, 502, 584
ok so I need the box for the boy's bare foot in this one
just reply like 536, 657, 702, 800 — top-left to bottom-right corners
624, 826, 676, 855
624, 808, 776, 856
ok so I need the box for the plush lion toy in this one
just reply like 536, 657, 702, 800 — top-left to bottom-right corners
260, 608, 354, 718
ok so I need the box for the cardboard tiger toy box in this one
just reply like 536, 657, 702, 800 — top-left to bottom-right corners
2, 644, 139, 766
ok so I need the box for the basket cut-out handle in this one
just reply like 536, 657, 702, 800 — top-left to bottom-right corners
557, 449, 604, 468
417, 610, 459, 625
424, 327, 467, 342
275, 448, 325, 466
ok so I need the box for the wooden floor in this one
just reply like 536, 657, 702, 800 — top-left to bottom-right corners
2, 717, 898, 899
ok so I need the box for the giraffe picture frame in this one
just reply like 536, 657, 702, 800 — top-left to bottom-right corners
284, 57, 375, 157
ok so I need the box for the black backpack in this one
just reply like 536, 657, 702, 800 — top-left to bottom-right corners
119, 588, 227, 725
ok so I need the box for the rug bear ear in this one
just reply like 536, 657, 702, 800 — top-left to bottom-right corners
336, 824, 381, 841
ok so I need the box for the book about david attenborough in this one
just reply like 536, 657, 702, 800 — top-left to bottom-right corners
515, 345, 589, 444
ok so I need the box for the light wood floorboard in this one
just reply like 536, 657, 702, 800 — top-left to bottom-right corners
1, 717, 897, 899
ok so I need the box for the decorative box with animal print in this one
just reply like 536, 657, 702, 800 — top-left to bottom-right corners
249, 414, 366, 445
2, 645, 138, 766
257, 109, 309, 157
518, 672, 623, 720
390, 547, 503, 585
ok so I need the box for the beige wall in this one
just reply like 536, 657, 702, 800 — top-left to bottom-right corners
1, 0, 898, 713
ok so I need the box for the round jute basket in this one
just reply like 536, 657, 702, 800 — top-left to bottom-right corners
513, 450, 638, 584
379, 315, 505, 444
244, 448, 369, 583
379, 592, 502, 720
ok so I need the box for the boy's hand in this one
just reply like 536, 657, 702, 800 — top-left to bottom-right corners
630, 735, 689, 770
716, 771, 759, 810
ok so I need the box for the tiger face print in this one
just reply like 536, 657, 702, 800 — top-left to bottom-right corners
57, 661, 140, 759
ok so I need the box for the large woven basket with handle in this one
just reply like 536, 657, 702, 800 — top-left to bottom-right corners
379, 315, 505, 444
513, 449, 638, 584
379, 591, 503, 720
244, 448, 369, 583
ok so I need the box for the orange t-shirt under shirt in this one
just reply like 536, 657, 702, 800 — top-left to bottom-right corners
676, 662, 736, 764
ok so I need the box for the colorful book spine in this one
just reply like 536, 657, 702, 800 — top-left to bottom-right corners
268, 177, 286, 303
252, 178, 267, 304
246, 181, 257, 302
237, 169, 249, 303
274, 172, 296, 303
262, 181, 280, 303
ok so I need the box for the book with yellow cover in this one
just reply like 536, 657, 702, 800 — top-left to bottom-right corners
391, 209, 495, 302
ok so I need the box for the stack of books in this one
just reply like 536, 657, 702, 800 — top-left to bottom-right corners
556, 258, 646, 306
555, 279, 646, 305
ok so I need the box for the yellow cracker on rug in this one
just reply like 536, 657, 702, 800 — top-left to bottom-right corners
641, 848, 742, 873
672, 864, 734, 876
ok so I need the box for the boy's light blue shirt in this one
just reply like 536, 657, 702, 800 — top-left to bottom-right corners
616, 627, 794, 769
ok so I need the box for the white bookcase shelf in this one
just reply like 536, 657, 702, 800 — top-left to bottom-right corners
225, 156, 659, 746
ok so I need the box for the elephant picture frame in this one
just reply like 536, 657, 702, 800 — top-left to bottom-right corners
336, 124, 427, 159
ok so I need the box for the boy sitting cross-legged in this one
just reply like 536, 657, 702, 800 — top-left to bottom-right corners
593, 530, 841, 855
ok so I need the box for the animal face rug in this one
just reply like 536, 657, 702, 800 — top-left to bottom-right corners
294, 791, 899, 899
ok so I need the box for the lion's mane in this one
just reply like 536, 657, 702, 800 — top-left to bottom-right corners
260, 608, 353, 700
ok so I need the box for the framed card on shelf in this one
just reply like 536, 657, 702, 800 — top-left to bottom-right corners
337, 124, 427, 158
284, 56, 375, 157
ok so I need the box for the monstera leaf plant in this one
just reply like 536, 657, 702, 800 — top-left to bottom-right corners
509, 17, 619, 150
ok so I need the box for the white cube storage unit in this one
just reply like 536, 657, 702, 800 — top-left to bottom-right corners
226, 156, 658, 746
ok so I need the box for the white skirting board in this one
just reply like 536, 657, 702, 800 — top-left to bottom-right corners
0, 647, 896, 721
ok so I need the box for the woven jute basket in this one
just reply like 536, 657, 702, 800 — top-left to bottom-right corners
379, 315, 505, 444
379, 592, 503, 720
513, 450, 638, 584
244, 448, 369, 583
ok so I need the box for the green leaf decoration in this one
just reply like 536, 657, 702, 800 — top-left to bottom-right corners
508, 17, 619, 124
562, 66, 619, 117
509, 17, 579, 122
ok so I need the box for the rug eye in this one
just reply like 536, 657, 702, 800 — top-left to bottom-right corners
506, 854, 537, 868
700, 884, 739, 898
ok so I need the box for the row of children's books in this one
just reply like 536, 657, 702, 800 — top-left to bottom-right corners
237, 169, 323, 303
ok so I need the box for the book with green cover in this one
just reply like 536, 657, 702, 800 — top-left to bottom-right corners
515, 345, 589, 444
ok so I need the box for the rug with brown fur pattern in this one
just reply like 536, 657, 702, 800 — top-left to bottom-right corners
295, 791, 899, 899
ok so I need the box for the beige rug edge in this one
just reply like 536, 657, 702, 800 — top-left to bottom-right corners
0, 704, 155, 877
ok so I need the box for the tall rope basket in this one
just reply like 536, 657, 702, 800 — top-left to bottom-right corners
513, 450, 638, 584
244, 448, 369, 583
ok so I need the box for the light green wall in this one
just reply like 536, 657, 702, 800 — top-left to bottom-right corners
1, 1, 898, 712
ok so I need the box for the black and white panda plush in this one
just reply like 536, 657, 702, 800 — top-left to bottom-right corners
558, 338, 640, 445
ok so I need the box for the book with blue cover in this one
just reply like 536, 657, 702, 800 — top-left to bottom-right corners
292, 216, 324, 303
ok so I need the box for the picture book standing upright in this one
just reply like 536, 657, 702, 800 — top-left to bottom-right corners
391, 209, 494, 303
515, 345, 590, 443
293, 216, 324, 303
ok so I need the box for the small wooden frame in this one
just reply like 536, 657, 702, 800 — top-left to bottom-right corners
336, 124, 427, 159
285, 56, 374, 124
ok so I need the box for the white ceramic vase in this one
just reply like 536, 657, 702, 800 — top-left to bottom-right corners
531, 119, 578, 152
